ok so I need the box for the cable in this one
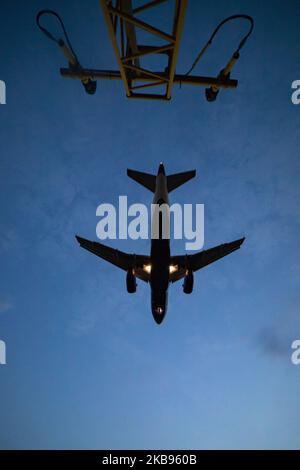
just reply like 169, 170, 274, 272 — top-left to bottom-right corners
185, 14, 254, 76
36, 9, 97, 95
36, 9, 79, 63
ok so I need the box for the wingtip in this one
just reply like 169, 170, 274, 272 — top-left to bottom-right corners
231, 237, 245, 248
75, 235, 83, 245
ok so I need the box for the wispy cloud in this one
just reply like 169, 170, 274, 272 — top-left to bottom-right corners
257, 327, 289, 358
256, 308, 300, 360
0, 299, 12, 313
0, 228, 19, 252
69, 309, 99, 337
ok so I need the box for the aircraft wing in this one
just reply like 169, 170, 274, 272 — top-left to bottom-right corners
76, 236, 151, 282
170, 237, 245, 283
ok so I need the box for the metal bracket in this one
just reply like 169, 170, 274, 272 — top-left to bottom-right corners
59, 0, 238, 100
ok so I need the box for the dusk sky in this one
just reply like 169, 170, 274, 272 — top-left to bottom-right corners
0, 0, 300, 449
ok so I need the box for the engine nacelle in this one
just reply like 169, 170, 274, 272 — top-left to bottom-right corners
126, 270, 137, 293
183, 270, 194, 294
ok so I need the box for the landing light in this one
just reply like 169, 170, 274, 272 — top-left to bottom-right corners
143, 264, 152, 274
169, 265, 178, 274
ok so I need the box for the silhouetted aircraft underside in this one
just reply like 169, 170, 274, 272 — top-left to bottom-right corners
76, 164, 244, 324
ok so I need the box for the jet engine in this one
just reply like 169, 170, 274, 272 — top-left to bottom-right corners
126, 270, 137, 293
183, 270, 194, 294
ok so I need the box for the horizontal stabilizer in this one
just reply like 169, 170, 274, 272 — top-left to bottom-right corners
127, 169, 156, 192
167, 170, 196, 192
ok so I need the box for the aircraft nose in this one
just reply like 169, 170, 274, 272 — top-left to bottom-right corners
151, 289, 167, 324
152, 306, 165, 324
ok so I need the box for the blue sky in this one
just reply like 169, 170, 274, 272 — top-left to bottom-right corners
0, 0, 300, 449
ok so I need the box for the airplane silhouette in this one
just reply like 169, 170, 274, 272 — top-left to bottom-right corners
76, 163, 245, 324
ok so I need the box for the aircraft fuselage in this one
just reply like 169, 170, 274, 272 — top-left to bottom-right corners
150, 164, 170, 324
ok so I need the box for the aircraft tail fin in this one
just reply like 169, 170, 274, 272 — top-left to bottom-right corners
167, 170, 196, 192
127, 169, 156, 192
127, 167, 196, 193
